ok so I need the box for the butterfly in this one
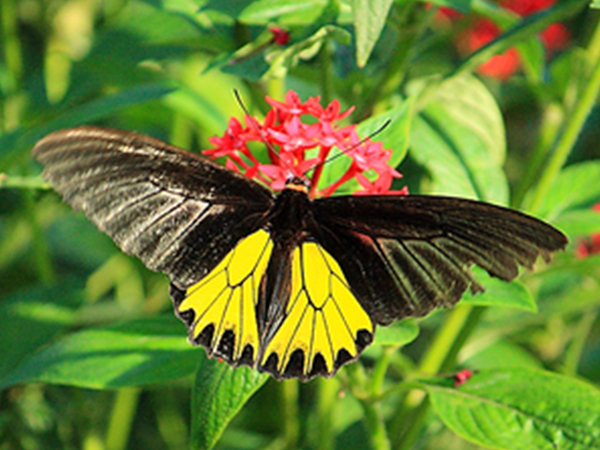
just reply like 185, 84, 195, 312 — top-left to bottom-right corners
33, 126, 568, 381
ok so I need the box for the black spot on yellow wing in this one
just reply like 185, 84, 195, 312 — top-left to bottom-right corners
173, 230, 273, 367
259, 242, 374, 380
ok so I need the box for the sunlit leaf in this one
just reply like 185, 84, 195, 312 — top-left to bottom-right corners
420, 368, 600, 450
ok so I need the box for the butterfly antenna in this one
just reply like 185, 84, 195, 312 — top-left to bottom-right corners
305, 119, 392, 176
233, 89, 291, 172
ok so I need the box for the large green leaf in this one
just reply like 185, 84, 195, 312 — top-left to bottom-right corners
0, 316, 201, 390
352, 0, 393, 67
461, 268, 536, 312
409, 75, 508, 202
372, 319, 419, 347
533, 160, 600, 219
191, 360, 268, 450
0, 83, 175, 169
554, 209, 600, 238
425, 0, 471, 12
0, 281, 83, 382
262, 25, 351, 79
420, 368, 600, 450
238, 0, 327, 23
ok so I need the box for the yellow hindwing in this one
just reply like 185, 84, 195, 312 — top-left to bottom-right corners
262, 242, 373, 376
177, 230, 273, 362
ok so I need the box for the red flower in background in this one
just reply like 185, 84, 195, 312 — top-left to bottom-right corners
576, 203, 600, 259
205, 91, 405, 197
269, 26, 291, 46
436, 0, 569, 79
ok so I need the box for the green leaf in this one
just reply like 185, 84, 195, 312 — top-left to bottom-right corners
461, 268, 536, 312
462, 340, 542, 370
554, 209, 600, 238
263, 25, 350, 79
0, 83, 175, 169
238, 0, 327, 23
426, 0, 471, 13
0, 316, 201, 390
191, 360, 268, 450
372, 320, 419, 347
591, 0, 600, 9
409, 75, 508, 202
0, 281, 83, 382
534, 160, 600, 219
420, 368, 600, 450
352, 0, 393, 67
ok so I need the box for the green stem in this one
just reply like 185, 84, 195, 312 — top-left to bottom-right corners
563, 310, 598, 376
346, 363, 390, 450
371, 347, 394, 396
511, 102, 563, 208
1, 0, 22, 89
418, 305, 475, 375
357, 0, 423, 119
106, 388, 140, 450
392, 305, 485, 450
527, 20, 600, 212
320, 39, 334, 106
316, 377, 338, 450
361, 397, 391, 450
266, 77, 286, 103
23, 189, 55, 284
281, 380, 299, 450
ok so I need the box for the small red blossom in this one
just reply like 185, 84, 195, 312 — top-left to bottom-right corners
205, 91, 405, 197
434, 0, 570, 79
453, 369, 474, 387
576, 203, 600, 259
269, 26, 291, 46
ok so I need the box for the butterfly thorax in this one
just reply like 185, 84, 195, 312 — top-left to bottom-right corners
265, 180, 315, 247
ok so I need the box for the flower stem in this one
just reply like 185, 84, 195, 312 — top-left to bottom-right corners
281, 380, 300, 450
563, 310, 598, 376
358, 0, 423, 118
315, 377, 338, 450
346, 363, 390, 450
526, 18, 600, 213
360, 397, 391, 450
23, 187, 55, 284
106, 388, 140, 450
392, 305, 485, 450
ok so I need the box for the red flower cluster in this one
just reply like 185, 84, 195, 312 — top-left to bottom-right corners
576, 203, 600, 259
436, 0, 569, 79
205, 91, 406, 197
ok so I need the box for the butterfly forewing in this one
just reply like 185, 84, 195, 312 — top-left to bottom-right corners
33, 127, 274, 287
312, 195, 568, 325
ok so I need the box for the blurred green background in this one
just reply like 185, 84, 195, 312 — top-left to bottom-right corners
2, 1, 600, 449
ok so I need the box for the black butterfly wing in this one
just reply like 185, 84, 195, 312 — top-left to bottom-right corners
312, 195, 567, 325
33, 127, 274, 288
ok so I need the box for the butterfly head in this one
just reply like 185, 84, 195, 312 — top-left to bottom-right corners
284, 176, 309, 193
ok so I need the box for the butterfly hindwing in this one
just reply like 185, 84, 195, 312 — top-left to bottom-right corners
33, 127, 274, 288
171, 230, 273, 366
313, 195, 568, 325
173, 232, 374, 380
258, 241, 374, 380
